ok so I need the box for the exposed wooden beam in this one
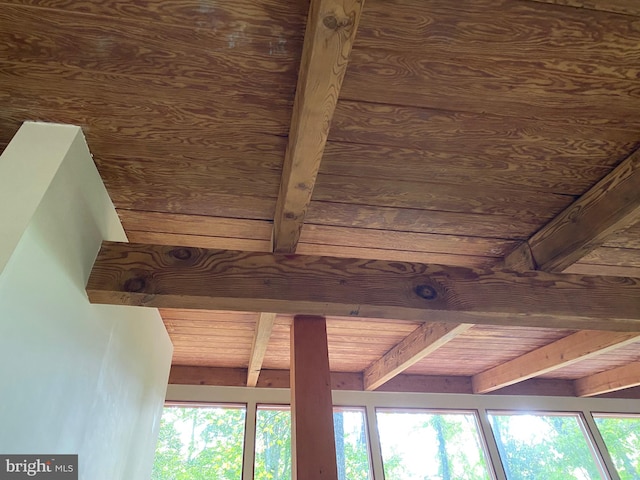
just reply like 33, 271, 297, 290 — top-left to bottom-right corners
166, 366, 640, 399
363, 323, 472, 390
87, 242, 640, 331
169, 365, 364, 390
290, 315, 338, 480
272, 0, 364, 253
504, 148, 640, 272
575, 361, 640, 397
473, 331, 640, 394
247, 312, 277, 387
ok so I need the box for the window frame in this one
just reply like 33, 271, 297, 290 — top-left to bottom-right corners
161, 385, 639, 480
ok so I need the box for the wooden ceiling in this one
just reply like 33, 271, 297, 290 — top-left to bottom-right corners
2, 0, 640, 398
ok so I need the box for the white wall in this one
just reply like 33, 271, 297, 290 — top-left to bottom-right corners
0, 123, 173, 479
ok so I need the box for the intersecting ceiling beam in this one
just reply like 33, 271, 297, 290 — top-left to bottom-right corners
504, 148, 640, 272
87, 242, 640, 331
575, 361, 640, 397
363, 322, 472, 390
247, 312, 276, 387
272, 0, 364, 253
472, 331, 640, 394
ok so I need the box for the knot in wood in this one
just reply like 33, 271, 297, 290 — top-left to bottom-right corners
323, 15, 338, 29
170, 247, 192, 260
323, 14, 351, 31
415, 284, 437, 300
124, 276, 147, 293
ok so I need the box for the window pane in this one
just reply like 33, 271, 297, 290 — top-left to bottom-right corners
593, 414, 640, 480
334, 408, 372, 480
152, 404, 246, 480
254, 406, 372, 480
254, 406, 292, 480
488, 412, 604, 480
376, 409, 492, 480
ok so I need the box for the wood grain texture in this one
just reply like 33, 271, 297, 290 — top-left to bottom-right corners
306, 201, 549, 240
329, 101, 634, 193
342, 48, 640, 129
0, 4, 302, 82
472, 331, 640, 393
604, 219, 640, 249
575, 361, 640, 396
563, 263, 640, 278
529, 0, 640, 17
356, 0, 640, 81
322, 140, 616, 195
126, 231, 272, 253
566, 246, 640, 277
272, 0, 363, 253
331, 101, 636, 157
363, 323, 472, 390
87, 242, 640, 330
404, 325, 574, 376
343, 0, 640, 130
290, 315, 338, 480
314, 174, 575, 219
119, 211, 272, 239
299, 225, 515, 257
578, 246, 640, 267
508, 148, 640, 272
247, 312, 277, 386
297, 244, 498, 269
4, 81, 291, 142
6, 0, 309, 35
540, 341, 640, 379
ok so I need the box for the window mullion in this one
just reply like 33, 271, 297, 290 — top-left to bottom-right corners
581, 411, 621, 480
476, 407, 507, 480
242, 400, 257, 480
365, 404, 385, 480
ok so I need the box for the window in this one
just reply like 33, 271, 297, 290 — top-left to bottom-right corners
253, 406, 372, 480
488, 411, 605, 479
152, 391, 640, 480
254, 406, 291, 480
376, 409, 492, 480
152, 404, 246, 480
593, 413, 640, 480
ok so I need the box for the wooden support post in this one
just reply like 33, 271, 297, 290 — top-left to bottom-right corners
290, 315, 338, 480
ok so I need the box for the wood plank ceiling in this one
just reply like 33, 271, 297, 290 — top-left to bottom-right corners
2, 0, 640, 398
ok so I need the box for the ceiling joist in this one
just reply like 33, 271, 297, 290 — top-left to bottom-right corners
272, 0, 364, 253
575, 361, 640, 397
246, 312, 277, 387
87, 242, 640, 331
504, 148, 640, 272
363, 322, 472, 390
472, 331, 640, 394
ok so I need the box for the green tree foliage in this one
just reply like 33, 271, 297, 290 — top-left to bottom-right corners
379, 412, 491, 480
490, 413, 602, 480
255, 409, 373, 480
595, 416, 640, 480
152, 406, 245, 480
254, 409, 291, 480
154, 406, 375, 480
